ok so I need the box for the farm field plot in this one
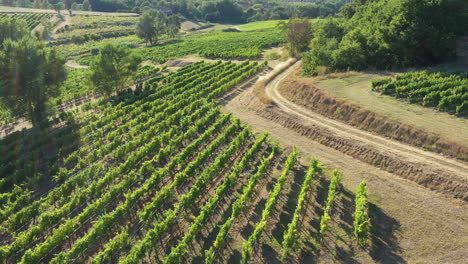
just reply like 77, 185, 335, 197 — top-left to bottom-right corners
314, 72, 468, 147
57, 28, 284, 66
237, 20, 286, 31
52, 15, 139, 44
67, 15, 139, 29
0, 60, 375, 264
0, 6, 138, 16
372, 71, 468, 116
56, 35, 145, 64
0, 12, 52, 30
135, 28, 285, 63
3, 3, 466, 262
53, 18, 284, 66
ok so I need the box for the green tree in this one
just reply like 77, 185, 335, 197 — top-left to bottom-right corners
41, 0, 50, 9
88, 43, 141, 96
55, 2, 64, 14
136, 10, 167, 45
64, 0, 72, 9
15, 0, 28, 8
332, 29, 367, 70
71, 2, 80, 11
165, 15, 181, 39
32, 0, 41, 8
0, 37, 66, 127
303, 36, 338, 75
280, 17, 313, 56
0, 18, 29, 45
81, 0, 91, 11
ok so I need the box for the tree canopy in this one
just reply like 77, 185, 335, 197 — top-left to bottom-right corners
0, 18, 29, 45
302, 0, 468, 75
0, 32, 66, 127
88, 43, 141, 96
137, 10, 181, 45
279, 18, 313, 56
137, 10, 168, 45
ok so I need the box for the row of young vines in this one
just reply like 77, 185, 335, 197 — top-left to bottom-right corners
372, 71, 468, 116
0, 60, 372, 263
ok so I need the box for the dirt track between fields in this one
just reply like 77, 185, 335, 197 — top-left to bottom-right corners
50, 14, 71, 40
223, 61, 468, 263
226, 61, 468, 201
270, 62, 468, 178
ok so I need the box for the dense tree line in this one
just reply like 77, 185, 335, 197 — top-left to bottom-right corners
1, 0, 346, 23
302, 0, 468, 75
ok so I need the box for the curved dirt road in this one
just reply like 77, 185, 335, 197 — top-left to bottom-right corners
265, 61, 468, 181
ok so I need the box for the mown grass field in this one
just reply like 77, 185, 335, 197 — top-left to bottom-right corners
238, 20, 286, 31
315, 72, 468, 147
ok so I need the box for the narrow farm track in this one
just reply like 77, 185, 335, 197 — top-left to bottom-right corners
50, 14, 71, 40
264, 62, 468, 185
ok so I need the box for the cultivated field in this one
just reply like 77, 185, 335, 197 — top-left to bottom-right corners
0, 61, 377, 264
1, 5, 467, 264
0, 12, 52, 29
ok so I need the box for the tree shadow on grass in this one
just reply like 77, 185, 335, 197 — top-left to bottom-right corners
272, 165, 306, 244
0, 115, 80, 194
368, 203, 405, 264
227, 249, 242, 264
260, 243, 281, 264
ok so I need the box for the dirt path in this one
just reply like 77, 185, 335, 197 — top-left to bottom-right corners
223, 63, 468, 263
265, 61, 468, 180
65, 60, 89, 69
50, 14, 71, 40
